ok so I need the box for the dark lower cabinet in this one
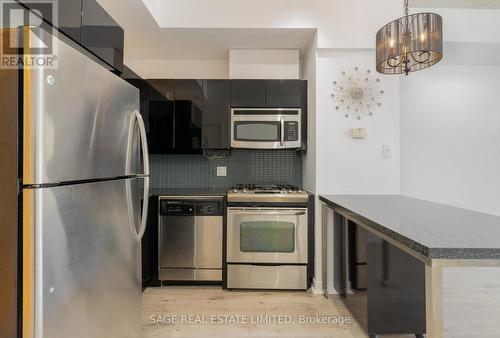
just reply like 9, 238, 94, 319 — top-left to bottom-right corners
202, 80, 230, 149
142, 196, 160, 288
367, 231, 426, 335
334, 218, 426, 336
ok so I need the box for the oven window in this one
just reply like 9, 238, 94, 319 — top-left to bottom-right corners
234, 121, 280, 142
240, 221, 295, 253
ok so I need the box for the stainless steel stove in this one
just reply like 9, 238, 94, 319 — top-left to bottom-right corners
226, 184, 310, 290
227, 184, 309, 203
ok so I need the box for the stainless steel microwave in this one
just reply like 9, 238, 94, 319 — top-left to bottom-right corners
231, 108, 302, 149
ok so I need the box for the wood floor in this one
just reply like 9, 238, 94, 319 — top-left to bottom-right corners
142, 286, 416, 338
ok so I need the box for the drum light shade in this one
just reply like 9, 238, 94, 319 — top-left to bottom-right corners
376, 12, 443, 75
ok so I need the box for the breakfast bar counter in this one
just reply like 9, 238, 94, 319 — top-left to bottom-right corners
320, 195, 500, 338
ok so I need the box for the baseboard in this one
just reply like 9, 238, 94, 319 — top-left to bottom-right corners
327, 281, 337, 295
310, 277, 324, 295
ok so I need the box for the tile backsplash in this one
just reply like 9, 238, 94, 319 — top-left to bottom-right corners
150, 150, 303, 189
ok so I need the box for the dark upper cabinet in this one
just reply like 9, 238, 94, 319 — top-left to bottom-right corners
202, 80, 230, 149
145, 80, 203, 154
16, 1, 80, 41
230, 80, 266, 108
81, 0, 124, 72
144, 78, 306, 153
174, 80, 203, 153
146, 80, 175, 154
17, 0, 124, 72
58, 0, 83, 42
266, 80, 303, 108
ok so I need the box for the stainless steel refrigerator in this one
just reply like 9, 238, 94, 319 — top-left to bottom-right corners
0, 27, 149, 338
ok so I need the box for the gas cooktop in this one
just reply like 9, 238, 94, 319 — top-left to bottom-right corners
228, 184, 309, 203
231, 184, 303, 194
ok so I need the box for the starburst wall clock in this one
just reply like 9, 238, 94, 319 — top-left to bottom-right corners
331, 67, 384, 120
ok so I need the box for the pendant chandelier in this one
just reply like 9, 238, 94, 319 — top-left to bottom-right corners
376, 0, 443, 75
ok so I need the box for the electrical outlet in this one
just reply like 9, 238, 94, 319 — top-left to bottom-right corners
383, 145, 392, 158
216, 166, 227, 177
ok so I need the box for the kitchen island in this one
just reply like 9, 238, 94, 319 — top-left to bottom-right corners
320, 195, 500, 338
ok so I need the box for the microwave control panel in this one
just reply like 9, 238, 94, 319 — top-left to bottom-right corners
284, 121, 299, 141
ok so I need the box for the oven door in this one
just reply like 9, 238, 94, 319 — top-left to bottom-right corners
227, 207, 308, 264
231, 109, 301, 149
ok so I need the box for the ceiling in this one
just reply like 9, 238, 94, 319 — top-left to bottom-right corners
96, 0, 316, 61
410, 0, 500, 8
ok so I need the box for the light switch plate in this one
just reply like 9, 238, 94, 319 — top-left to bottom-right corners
352, 128, 367, 139
216, 166, 227, 177
383, 145, 392, 158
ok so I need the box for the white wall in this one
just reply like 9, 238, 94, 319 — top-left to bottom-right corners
124, 59, 229, 79
308, 48, 401, 293
300, 33, 322, 292
146, 0, 403, 49
412, 8, 500, 43
229, 49, 300, 79
400, 64, 500, 216
316, 49, 401, 195
301, 36, 318, 194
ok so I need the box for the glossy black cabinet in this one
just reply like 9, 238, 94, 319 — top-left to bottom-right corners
142, 196, 160, 288
58, 0, 83, 42
20, 0, 83, 42
367, 231, 426, 336
19, 0, 124, 72
145, 80, 203, 154
174, 80, 203, 153
230, 80, 266, 108
266, 80, 303, 108
202, 80, 230, 149
231, 79, 305, 108
146, 80, 175, 154
81, 0, 124, 72
334, 218, 426, 336
144, 78, 307, 153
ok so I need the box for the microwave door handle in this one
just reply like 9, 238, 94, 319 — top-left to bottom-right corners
280, 117, 285, 147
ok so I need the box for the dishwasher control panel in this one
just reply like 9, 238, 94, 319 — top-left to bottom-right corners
160, 199, 222, 216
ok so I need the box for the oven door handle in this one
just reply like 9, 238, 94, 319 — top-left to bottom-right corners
228, 210, 306, 216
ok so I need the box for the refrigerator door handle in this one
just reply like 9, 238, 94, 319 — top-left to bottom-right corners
126, 176, 150, 242
126, 111, 150, 176
136, 111, 150, 176
126, 111, 150, 242
137, 176, 150, 241
135, 111, 150, 240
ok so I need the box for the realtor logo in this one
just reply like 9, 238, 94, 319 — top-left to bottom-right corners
0, 0, 58, 68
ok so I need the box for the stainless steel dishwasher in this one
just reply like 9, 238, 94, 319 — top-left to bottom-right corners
158, 196, 223, 282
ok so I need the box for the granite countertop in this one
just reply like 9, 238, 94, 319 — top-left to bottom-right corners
320, 194, 500, 260
149, 187, 229, 197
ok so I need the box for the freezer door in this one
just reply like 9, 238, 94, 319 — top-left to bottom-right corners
22, 178, 147, 338
22, 28, 146, 185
